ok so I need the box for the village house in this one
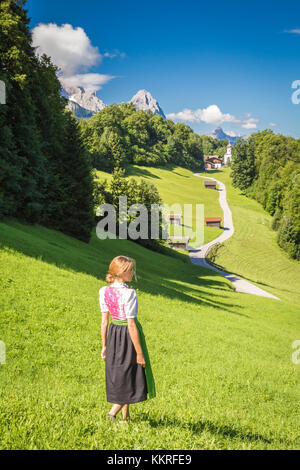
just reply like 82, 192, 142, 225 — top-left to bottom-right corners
167, 214, 182, 226
204, 156, 223, 170
205, 160, 213, 170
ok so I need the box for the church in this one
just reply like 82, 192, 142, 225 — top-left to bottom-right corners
224, 144, 232, 165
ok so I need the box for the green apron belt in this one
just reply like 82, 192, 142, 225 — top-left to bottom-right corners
110, 317, 156, 399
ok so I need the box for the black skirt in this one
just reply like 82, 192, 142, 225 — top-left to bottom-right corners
105, 323, 148, 404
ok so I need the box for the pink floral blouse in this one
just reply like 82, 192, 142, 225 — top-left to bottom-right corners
99, 280, 138, 320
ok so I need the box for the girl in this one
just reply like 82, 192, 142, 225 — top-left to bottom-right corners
99, 255, 156, 420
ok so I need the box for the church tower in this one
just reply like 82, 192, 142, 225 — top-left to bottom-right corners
224, 144, 232, 165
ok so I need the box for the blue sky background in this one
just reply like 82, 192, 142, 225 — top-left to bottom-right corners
27, 0, 300, 137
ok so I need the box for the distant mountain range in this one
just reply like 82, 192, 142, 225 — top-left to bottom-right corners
207, 127, 244, 145
60, 87, 246, 146
60, 85, 166, 120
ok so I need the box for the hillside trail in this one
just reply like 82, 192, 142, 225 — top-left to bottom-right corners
189, 173, 280, 300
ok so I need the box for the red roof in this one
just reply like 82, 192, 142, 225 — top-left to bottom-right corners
205, 217, 222, 222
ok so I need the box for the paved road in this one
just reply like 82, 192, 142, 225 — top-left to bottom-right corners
189, 174, 280, 300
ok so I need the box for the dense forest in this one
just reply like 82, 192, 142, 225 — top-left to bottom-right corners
80, 104, 227, 172
0, 0, 94, 242
231, 130, 300, 260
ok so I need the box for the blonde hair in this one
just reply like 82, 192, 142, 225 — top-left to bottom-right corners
106, 255, 137, 284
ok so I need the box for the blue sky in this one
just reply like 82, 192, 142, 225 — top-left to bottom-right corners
27, 0, 300, 137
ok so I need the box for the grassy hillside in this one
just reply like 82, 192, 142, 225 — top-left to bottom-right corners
0, 217, 299, 450
95, 164, 223, 247
198, 168, 300, 306
96, 165, 300, 305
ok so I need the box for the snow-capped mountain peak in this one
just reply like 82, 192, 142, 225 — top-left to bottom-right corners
60, 84, 106, 118
68, 87, 106, 114
130, 89, 166, 119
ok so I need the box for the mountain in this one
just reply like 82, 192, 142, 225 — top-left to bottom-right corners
61, 85, 106, 118
129, 89, 166, 119
208, 127, 243, 145
66, 100, 96, 119
60, 86, 166, 120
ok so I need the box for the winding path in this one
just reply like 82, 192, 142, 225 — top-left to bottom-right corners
189, 174, 280, 300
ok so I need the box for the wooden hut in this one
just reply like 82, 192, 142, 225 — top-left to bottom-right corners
204, 180, 217, 189
205, 217, 222, 228
167, 236, 190, 251
167, 214, 182, 226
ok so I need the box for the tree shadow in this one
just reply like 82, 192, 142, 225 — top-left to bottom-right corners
197, 169, 224, 175
125, 166, 161, 179
126, 164, 193, 180
0, 219, 249, 317
138, 413, 273, 445
207, 259, 281, 292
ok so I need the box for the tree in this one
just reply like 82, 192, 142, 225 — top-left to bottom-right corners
95, 169, 164, 252
56, 111, 95, 242
80, 103, 204, 172
231, 137, 256, 192
230, 128, 300, 259
0, 0, 95, 242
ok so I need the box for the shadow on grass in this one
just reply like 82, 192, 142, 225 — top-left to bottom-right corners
160, 278, 250, 318
207, 259, 280, 292
139, 413, 273, 445
0, 218, 248, 317
125, 166, 161, 180
196, 169, 224, 176
126, 163, 192, 180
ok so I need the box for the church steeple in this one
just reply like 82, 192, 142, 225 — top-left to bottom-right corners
224, 144, 232, 165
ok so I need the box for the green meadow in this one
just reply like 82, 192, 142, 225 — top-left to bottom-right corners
95, 164, 223, 247
198, 168, 300, 305
0, 166, 300, 450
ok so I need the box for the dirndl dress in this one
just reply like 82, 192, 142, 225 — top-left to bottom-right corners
100, 282, 156, 405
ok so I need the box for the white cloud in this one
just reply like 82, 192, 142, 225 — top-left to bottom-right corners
167, 104, 259, 129
32, 23, 101, 76
225, 130, 243, 137
241, 118, 259, 129
32, 23, 117, 91
104, 50, 126, 59
60, 74, 114, 93
269, 122, 277, 127
284, 29, 300, 34
167, 105, 237, 126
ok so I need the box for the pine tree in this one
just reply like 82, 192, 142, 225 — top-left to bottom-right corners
0, 0, 48, 222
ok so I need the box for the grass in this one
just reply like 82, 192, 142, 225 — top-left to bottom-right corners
96, 164, 300, 304
95, 164, 223, 248
1, 210, 300, 449
197, 168, 300, 306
